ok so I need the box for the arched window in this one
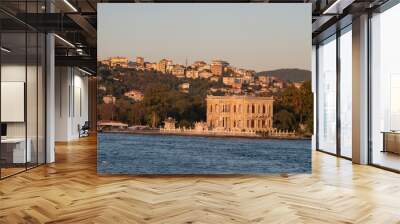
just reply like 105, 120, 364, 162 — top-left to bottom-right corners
252, 104, 255, 113
263, 105, 266, 114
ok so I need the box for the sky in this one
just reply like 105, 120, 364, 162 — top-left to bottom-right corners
98, 4, 311, 72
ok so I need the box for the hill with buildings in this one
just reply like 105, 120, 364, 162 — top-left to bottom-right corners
98, 57, 314, 136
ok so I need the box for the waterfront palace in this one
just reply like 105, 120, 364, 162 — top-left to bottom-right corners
206, 95, 274, 132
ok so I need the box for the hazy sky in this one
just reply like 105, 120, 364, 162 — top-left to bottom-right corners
98, 4, 311, 72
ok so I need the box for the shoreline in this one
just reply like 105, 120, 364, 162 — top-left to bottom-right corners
99, 130, 311, 141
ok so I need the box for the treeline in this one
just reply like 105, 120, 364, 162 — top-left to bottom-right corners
273, 81, 313, 135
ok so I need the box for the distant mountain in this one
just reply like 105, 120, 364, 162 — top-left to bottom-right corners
256, 69, 311, 82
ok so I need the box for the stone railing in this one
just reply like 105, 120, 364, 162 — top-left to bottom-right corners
268, 129, 296, 137
160, 128, 257, 137
160, 127, 297, 138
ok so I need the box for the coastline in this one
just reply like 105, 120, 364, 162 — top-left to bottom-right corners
99, 130, 311, 140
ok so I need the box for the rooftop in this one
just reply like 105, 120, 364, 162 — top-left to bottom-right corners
206, 95, 274, 101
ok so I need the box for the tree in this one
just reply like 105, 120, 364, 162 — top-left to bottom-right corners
273, 81, 313, 133
274, 110, 296, 131
299, 81, 313, 133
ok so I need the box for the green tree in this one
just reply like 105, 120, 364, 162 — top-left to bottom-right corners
274, 110, 296, 131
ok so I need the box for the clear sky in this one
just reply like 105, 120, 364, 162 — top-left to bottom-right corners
98, 3, 311, 72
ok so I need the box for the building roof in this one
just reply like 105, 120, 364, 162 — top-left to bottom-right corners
206, 95, 274, 101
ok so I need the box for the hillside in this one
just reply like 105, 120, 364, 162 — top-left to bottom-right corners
256, 69, 311, 82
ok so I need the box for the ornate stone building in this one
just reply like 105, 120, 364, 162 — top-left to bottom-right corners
206, 95, 274, 132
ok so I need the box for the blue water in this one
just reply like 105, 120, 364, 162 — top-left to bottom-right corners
97, 133, 311, 174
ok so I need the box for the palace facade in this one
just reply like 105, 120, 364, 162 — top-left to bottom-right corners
206, 95, 274, 132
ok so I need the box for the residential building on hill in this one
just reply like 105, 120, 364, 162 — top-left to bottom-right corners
172, 64, 185, 78
102, 57, 129, 68
124, 90, 144, 101
157, 59, 168, 73
211, 60, 229, 76
136, 57, 144, 68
